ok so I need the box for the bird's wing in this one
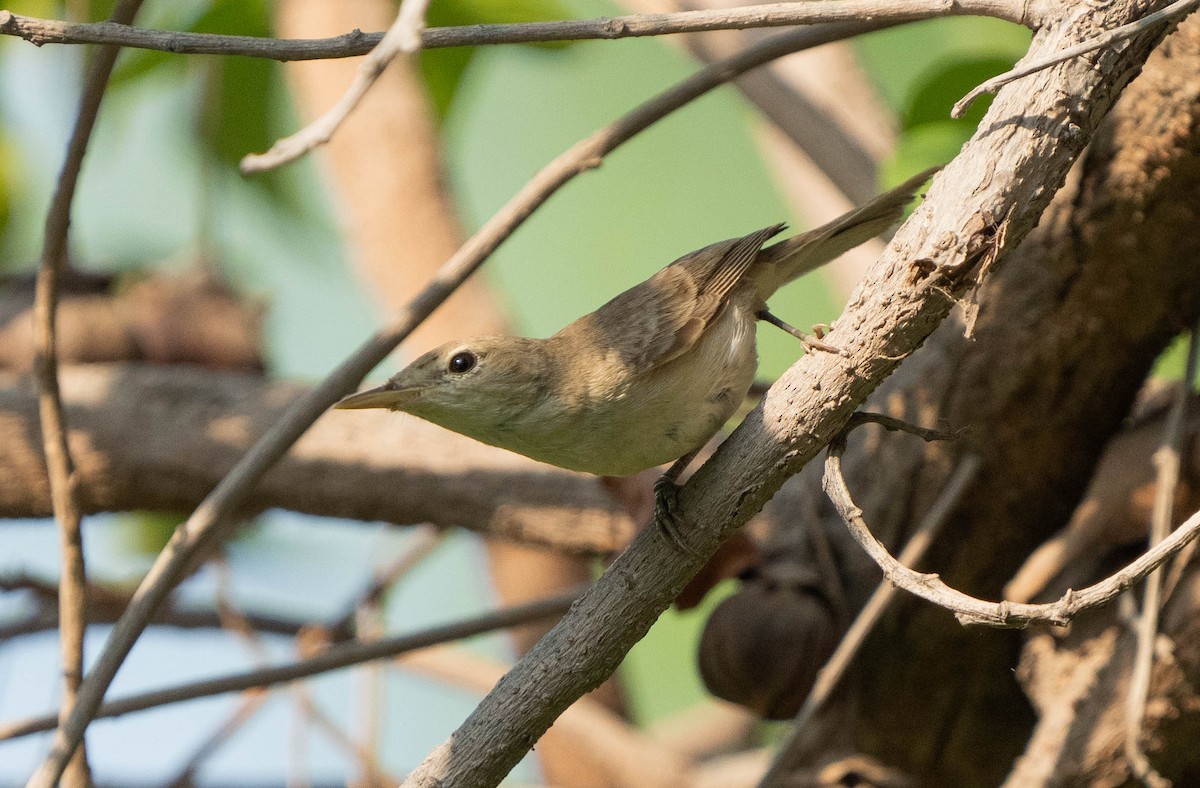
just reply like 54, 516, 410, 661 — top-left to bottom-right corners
575, 224, 786, 374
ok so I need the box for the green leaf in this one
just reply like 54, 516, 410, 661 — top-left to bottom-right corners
5, 1, 59, 17
854, 17, 1028, 113
0, 132, 15, 261
902, 56, 1018, 130
189, 0, 271, 41
883, 121, 972, 185
200, 55, 276, 167
420, 0, 572, 120
109, 2, 265, 91
189, 0, 311, 216
1153, 333, 1200, 385
195, 22, 274, 162
83, 0, 119, 22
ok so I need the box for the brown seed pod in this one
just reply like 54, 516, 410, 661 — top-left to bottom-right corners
698, 562, 841, 720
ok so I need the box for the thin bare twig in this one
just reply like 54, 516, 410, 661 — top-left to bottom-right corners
354, 601, 387, 788
288, 689, 310, 788
290, 677, 399, 786
163, 692, 269, 788
1124, 327, 1200, 788
27, 24, 896, 787
0, 570, 360, 641
326, 527, 447, 639
240, 0, 431, 173
33, 2, 145, 786
0, 587, 583, 742
763, 455, 982, 785
953, 0, 1200, 117
842, 411, 963, 443
0, 1, 1042, 63
824, 429, 1200, 629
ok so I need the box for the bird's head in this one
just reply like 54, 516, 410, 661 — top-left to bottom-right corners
334, 336, 553, 439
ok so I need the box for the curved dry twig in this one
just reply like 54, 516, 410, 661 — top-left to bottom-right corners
824, 426, 1200, 629
27, 22, 901, 787
240, 0, 430, 173
0, 1, 1042, 62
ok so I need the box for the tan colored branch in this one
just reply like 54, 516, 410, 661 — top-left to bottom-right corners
0, 1, 1044, 61
1125, 330, 1199, 787
33, 2, 146, 786
274, 0, 505, 363
0, 364, 632, 552
824, 431, 1200, 627
763, 455, 981, 782
1005, 396, 1200, 603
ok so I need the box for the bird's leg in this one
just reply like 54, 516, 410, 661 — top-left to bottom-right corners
757, 308, 844, 355
654, 451, 703, 558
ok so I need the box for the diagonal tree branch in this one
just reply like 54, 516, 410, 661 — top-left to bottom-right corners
25, 22, 922, 787
761, 455, 983, 783
398, 3, 1193, 785
1124, 326, 1199, 786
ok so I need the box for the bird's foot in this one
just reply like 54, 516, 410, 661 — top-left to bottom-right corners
757, 309, 845, 356
798, 331, 843, 356
653, 476, 701, 558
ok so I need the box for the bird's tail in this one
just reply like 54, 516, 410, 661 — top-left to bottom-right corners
753, 166, 940, 299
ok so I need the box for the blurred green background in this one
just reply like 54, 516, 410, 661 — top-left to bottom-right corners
0, 0, 1033, 783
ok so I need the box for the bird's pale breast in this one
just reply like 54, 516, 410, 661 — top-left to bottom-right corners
512, 302, 759, 476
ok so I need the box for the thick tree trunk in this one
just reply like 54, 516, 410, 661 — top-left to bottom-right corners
773, 15, 1200, 785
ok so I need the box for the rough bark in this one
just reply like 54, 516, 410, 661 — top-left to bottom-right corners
768, 13, 1200, 786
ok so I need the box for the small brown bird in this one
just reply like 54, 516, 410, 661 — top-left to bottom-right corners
337, 170, 934, 534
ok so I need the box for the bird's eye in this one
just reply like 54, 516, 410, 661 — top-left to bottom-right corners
447, 350, 477, 374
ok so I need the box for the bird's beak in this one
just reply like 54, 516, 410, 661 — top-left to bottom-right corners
334, 382, 421, 410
